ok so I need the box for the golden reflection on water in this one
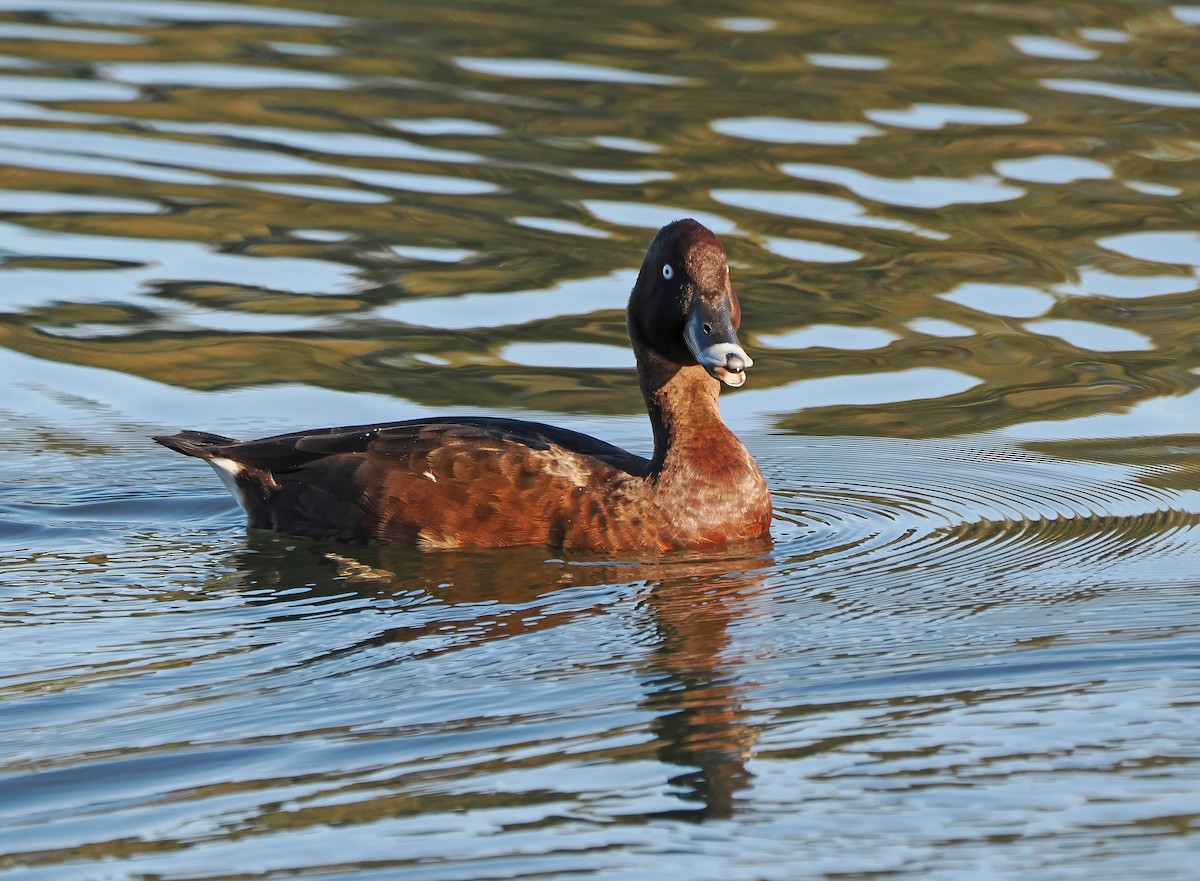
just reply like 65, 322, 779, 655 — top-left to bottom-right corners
5, 2, 1200, 879
0, 0, 1198, 437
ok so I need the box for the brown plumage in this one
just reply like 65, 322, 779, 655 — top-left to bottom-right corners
155, 219, 772, 552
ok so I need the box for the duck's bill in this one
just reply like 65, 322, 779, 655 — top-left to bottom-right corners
708, 361, 747, 387
684, 299, 753, 388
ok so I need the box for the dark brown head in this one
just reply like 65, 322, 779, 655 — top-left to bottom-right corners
627, 219, 753, 388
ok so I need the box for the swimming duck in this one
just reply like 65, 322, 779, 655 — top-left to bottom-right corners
155, 219, 772, 552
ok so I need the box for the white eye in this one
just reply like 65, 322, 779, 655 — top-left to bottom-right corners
662, 263, 674, 280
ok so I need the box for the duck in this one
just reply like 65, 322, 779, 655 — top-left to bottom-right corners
155, 219, 772, 552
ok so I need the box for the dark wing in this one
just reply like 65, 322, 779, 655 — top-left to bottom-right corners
156, 417, 652, 545
191, 416, 647, 476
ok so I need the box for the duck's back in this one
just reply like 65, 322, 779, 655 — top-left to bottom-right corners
155, 417, 655, 549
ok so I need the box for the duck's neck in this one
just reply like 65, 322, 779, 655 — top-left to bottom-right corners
638, 352, 740, 477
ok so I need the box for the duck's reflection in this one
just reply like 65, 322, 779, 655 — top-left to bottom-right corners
223, 533, 770, 819
641, 568, 763, 819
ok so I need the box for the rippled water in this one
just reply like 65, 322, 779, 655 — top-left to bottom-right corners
3, 1, 1200, 878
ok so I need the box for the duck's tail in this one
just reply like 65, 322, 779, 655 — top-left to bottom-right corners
153, 430, 239, 459
154, 430, 279, 526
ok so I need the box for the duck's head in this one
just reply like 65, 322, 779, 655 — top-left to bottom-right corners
628, 219, 753, 388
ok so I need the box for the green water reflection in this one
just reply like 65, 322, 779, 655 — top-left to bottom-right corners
0, 0, 1197, 439
4, 1, 1200, 879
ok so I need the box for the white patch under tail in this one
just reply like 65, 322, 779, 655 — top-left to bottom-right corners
207, 457, 248, 513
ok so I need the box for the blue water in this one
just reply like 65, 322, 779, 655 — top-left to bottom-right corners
3, 1, 1200, 878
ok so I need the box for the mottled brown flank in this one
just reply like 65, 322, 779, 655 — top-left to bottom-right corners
155, 220, 772, 552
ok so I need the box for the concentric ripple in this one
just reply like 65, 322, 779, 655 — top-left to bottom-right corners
763, 435, 1200, 602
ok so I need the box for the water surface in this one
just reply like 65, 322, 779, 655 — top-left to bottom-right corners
3, 1, 1200, 878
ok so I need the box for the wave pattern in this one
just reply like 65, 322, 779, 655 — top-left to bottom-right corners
0, 0, 1197, 435
3, 1, 1200, 879
5, 426, 1200, 878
